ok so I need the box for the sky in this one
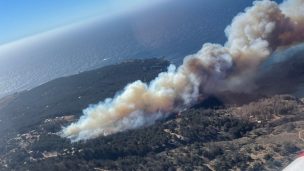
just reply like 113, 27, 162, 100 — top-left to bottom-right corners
0, 0, 158, 45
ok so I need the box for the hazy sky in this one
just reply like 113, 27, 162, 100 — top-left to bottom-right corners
0, 0, 160, 44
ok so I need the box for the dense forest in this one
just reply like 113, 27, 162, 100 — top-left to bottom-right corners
0, 59, 303, 171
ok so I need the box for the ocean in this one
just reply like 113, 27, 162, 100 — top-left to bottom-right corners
0, 0, 269, 98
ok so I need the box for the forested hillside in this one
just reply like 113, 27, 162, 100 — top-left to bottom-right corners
0, 59, 303, 171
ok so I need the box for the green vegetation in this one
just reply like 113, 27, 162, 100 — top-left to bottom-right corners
0, 59, 303, 171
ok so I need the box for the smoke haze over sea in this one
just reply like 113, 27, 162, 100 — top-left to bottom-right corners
0, 0, 262, 98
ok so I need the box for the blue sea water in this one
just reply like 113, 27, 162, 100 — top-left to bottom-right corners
0, 0, 273, 98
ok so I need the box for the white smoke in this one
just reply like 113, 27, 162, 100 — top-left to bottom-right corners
61, 0, 304, 141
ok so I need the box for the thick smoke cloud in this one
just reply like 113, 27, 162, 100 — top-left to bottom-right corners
61, 0, 304, 141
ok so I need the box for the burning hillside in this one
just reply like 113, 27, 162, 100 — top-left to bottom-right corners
62, 0, 304, 141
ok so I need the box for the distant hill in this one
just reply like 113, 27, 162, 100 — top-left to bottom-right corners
0, 58, 169, 139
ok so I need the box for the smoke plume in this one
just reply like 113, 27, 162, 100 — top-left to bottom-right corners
61, 0, 304, 141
